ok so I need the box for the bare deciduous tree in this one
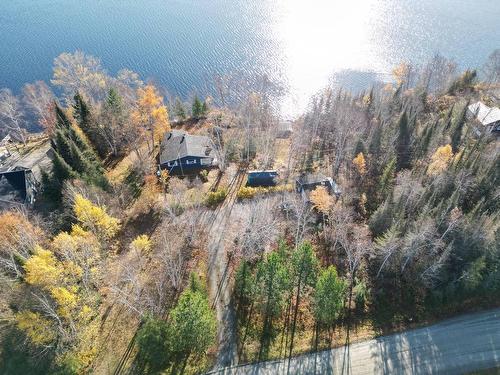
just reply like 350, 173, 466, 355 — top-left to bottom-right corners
0, 88, 27, 144
233, 198, 280, 261
51, 51, 110, 103
22, 81, 56, 134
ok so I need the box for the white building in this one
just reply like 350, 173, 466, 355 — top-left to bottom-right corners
467, 102, 500, 134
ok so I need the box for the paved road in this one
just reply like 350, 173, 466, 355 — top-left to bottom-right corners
208, 308, 500, 375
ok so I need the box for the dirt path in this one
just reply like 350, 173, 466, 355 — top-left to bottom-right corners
205, 170, 246, 369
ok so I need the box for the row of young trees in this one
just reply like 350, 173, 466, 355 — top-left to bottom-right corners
234, 241, 348, 363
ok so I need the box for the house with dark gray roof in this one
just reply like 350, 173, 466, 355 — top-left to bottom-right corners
159, 130, 218, 175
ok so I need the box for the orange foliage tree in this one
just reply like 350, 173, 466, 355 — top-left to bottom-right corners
131, 85, 170, 152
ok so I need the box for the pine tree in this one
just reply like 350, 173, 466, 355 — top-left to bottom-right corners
419, 121, 435, 157
136, 317, 171, 373
201, 100, 208, 117
169, 288, 216, 366
256, 249, 290, 359
314, 266, 346, 327
378, 157, 396, 200
451, 103, 468, 153
369, 122, 382, 158
54, 130, 74, 167
55, 104, 72, 130
192, 96, 203, 120
395, 111, 411, 171
73, 93, 107, 157
287, 242, 319, 371
73, 92, 92, 132
173, 98, 187, 121
52, 150, 77, 182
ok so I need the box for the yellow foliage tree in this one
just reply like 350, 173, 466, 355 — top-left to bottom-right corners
15, 311, 56, 345
51, 286, 78, 318
24, 245, 62, 288
130, 234, 152, 254
310, 186, 334, 214
73, 194, 120, 241
131, 85, 170, 151
353, 152, 367, 176
428, 144, 453, 176
393, 63, 410, 86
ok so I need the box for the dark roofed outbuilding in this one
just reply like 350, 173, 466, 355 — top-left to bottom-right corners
159, 130, 218, 175
0, 167, 38, 208
296, 173, 341, 196
246, 170, 279, 187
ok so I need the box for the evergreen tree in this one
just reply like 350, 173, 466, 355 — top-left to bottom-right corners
418, 121, 435, 157
169, 289, 216, 366
314, 266, 346, 327
101, 88, 127, 156
378, 157, 396, 200
54, 130, 74, 167
73, 93, 106, 157
395, 111, 411, 171
287, 242, 319, 370
256, 249, 290, 359
173, 98, 186, 121
136, 317, 171, 374
234, 260, 255, 309
201, 100, 208, 117
192, 96, 203, 120
73, 92, 92, 132
451, 103, 468, 153
51, 150, 77, 182
55, 104, 72, 130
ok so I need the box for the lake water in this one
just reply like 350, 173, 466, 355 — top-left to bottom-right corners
1, 0, 499, 114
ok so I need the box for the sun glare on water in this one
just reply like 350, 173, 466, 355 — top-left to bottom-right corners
275, 0, 383, 113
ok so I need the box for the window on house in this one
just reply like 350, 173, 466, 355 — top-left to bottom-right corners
186, 159, 197, 165
168, 161, 178, 167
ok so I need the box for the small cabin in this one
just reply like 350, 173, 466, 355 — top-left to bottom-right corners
296, 173, 341, 197
276, 121, 293, 139
246, 170, 279, 187
467, 102, 500, 135
0, 168, 38, 209
159, 130, 218, 175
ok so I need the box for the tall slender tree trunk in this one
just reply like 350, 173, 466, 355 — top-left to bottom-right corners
287, 276, 302, 375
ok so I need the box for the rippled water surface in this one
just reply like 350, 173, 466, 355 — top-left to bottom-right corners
1, 0, 499, 112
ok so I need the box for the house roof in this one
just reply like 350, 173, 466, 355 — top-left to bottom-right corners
468, 102, 500, 126
159, 130, 217, 165
277, 121, 293, 132
296, 173, 329, 186
0, 168, 29, 204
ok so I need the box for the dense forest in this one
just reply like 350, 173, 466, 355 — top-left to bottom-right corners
0, 50, 499, 374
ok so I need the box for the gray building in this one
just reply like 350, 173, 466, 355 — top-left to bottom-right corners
159, 130, 218, 175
